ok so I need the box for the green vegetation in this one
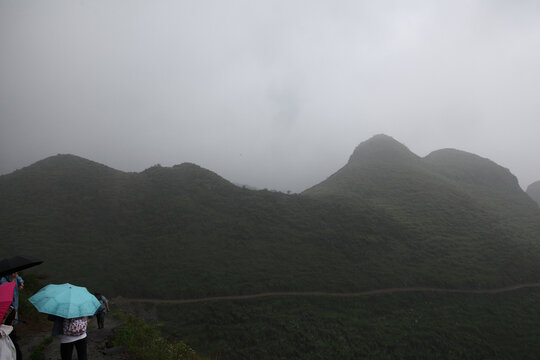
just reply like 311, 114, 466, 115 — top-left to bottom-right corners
19, 274, 53, 360
304, 136, 540, 239
30, 337, 53, 360
113, 311, 204, 360
134, 288, 540, 359
2, 141, 540, 299
18, 273, 49, 323
3, 136, 540, 358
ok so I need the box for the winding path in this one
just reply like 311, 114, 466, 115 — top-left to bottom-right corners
115, 282, 540, 305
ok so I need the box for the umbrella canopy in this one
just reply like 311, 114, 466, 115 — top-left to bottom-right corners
0, 282, 16, 321
28, 283, 100, 319
0, 255, 43, 276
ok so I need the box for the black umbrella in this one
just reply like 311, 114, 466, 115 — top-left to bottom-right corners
0, 256, 43, 276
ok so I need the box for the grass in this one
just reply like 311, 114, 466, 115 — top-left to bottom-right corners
3, 150, 540, 301
128, 288, 540, 360
18, 273, 49, 324
30, 337, 53, 360
5, 144, 540, 359
112, 310, 206, 360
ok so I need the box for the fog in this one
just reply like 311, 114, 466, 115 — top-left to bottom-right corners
1, 1, 539, 192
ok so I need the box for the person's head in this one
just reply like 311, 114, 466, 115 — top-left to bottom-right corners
1, 272, 16, 281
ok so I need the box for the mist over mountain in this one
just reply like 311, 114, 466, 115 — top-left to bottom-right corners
4, 2, 540, 357
2, 135, 540, 300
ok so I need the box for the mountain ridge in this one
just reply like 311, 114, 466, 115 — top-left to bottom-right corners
4, 136, 531, 195
2, 134, 540, 300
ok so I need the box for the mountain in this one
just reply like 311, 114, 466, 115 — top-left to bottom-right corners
527, 181, 540, 207
2, 137, 540, 299
304, 135, 540, 233
0, 153, 406, 298
304, 134, 540, 285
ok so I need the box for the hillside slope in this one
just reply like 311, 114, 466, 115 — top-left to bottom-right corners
1, 154, 413, 297
304, 134, 540, 286
304, 135, 540, 235
527, 181, 540, 207
2, 137, 540, 299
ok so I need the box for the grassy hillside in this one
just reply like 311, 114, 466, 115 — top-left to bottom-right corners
5, 137, 540, 359
303, 135, 540, 287
125, 288, 540, 360
304, 135, 540, 234
1, 155, 416, 297
2, 135, 540, 300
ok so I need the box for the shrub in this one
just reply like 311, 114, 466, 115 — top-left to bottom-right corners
113, 312, 200, 360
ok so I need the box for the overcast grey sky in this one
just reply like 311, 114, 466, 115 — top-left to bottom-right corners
1, 0, 539, 192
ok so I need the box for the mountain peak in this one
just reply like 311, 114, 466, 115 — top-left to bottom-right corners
5, 153, 121, 178
35, 153, 96, 167
348, 134, 419, 166
424, 148, 521, 192
141, 162, 236, 192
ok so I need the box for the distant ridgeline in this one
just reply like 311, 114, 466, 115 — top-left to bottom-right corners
2, 134, 540, 299
527, 181, 540, 207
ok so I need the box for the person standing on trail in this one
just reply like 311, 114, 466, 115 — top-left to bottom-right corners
93, 293, 110, 329
49, 315, 88, 360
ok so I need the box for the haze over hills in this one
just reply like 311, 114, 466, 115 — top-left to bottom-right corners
527, 181, 540, 207
2, 135, 540, 300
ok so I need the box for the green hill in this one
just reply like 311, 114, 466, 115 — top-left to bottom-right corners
304, 135, 540, 282
304, 135, 539, 229
4, 137, 540, 359
2, 136, 540, 300
306, 134, 540, 237
1, 154, 409, 297
527, 180, 540, 207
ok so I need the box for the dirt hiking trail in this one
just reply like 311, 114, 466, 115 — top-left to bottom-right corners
17, 315, 127, 360
116, 282, 540, 305
16, 282, 540, 359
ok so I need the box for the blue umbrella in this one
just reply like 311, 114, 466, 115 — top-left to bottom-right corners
28, 283, 101, 319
